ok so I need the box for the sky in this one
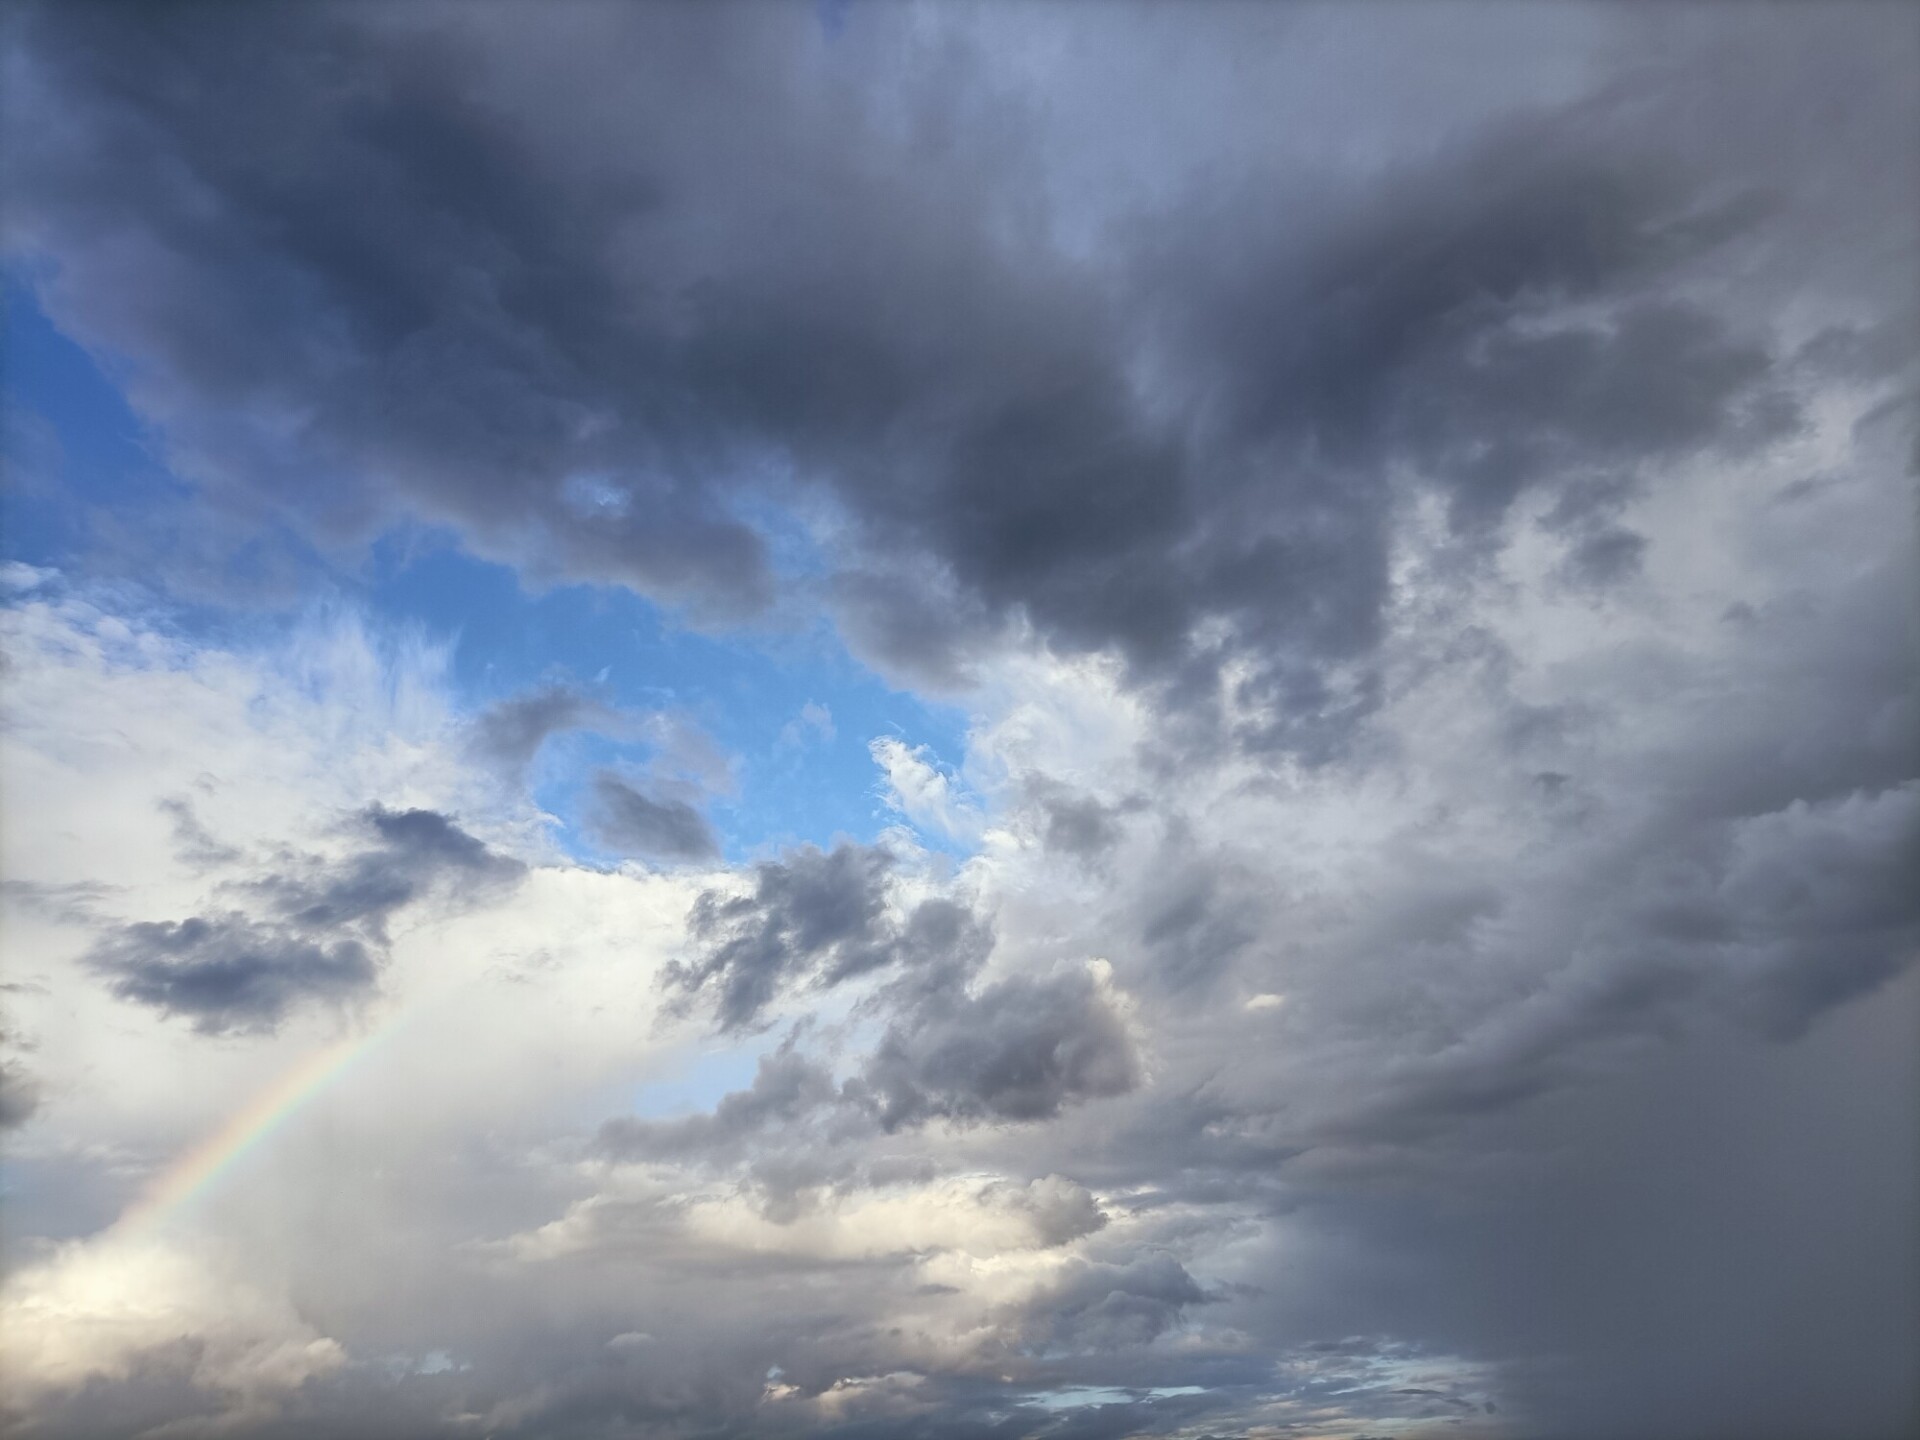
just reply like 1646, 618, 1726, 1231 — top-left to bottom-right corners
0, 3, 1915, 1438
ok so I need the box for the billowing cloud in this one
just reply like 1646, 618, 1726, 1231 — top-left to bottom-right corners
9, 1, 1897, 763
260, 805, 526, 938
1, 4, 1915, 1440
0, 1233, 346, 1436
84, 914, 377, 1034
854, 959, 1142, 1130
664, 843, 901, 1030
79, 804, 524, 1032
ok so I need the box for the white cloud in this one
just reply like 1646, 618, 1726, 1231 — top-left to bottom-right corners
869, 735, 984, 843
0, 1231, 345, 1432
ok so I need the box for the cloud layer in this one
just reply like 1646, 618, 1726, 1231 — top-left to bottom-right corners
2, 3, 1916, 1439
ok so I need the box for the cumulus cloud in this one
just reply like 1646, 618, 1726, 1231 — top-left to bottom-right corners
260, 805, 525, 937
663, 843, 902, 1030
83, 915, 377, 1035
79, 805, 524, 1032
656, 833, 1143, 1129
0, 1233, 347, 1435
1, 4, 1916, 1439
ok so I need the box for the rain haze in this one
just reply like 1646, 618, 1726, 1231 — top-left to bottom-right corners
1, 3, 1916, 1438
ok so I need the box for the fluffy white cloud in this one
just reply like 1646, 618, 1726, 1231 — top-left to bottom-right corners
1, 1232, 346, 1434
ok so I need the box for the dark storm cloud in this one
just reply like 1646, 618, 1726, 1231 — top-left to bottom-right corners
83, 913, 376, 1033
3, 0, 773, 616
1149, 152, 1795, 515
0, 0, 1845, 760
586, 771, 717, 863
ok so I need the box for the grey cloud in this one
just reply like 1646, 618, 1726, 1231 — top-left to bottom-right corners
586, 771, 718, 863
468, 685, 617, 777
5, 0, 1868, 763
1718, 782, 1920, 1039
1253, 797, 1918, 1159
1044, 796, 1125, 859
4, 1, 775, 619
1556, 524, 1647, 589
1002, 1174, 1110, 1249
0, 878, 118, 925
644, 959, 1142, 1146
1138, 864, 1259, 994
158, 796, 240, 869
1026, 779, 1147, 861
4, 7, 1916, 1440
262, 805, 524, 940
665, 844, 900, 1030
83, 913, 376, 1034
87, 806, 522, 1032
0, 1056, 40, 1131
1018, 1252, 1210, 1351
666, 849, 1008, 1036
855, 964, 1141, 1130
827, 568, 1004, 696
655, 846, 1140, 1138
596, 1043, 837, 1164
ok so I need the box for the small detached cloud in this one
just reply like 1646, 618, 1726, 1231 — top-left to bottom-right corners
870, 736, 983, 843
586, 771, 719, 864
467, 684, 621, 779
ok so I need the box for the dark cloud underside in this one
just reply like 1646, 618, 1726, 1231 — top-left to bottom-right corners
84, 914, 375, 1034
84, 806, 522, 1031
7, 1, 1888, 759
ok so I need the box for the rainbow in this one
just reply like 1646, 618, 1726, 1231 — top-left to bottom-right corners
114, 1015, 407, 1236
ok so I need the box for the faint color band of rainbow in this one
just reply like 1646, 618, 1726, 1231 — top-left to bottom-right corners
113, 1009, 413, 1236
